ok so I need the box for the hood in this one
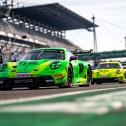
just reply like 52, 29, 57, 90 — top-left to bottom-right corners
17, 59, 53, 73
93, 68, 120, 77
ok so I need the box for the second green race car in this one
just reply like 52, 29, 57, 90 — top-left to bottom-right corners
0, 48, 92, 90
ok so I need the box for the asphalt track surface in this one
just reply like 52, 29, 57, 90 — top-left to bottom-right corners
1, 83, 126, 126
0, 83, 126, 100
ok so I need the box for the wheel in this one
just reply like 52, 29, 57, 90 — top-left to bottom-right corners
79, 66, 92, 87
66, 65, 73, 88
86, 67, 92, 86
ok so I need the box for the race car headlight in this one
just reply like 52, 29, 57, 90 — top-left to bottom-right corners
50, 62, 61, 69
116, 70, 121, 74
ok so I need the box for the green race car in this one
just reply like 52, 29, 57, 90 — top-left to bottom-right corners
0, 48, 92, 90
92, 61, 126, 84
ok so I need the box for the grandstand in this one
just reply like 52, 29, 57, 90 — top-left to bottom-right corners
0, 2, 95, 61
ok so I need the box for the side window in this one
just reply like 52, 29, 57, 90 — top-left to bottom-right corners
66, 51, 73, 61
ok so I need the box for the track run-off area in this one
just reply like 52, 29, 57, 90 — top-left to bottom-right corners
0, 83, 126, 126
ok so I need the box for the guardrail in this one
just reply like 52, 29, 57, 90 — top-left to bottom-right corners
78, 50, 126, 60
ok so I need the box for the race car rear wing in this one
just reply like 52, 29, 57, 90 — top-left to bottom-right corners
72, 49, 93, 55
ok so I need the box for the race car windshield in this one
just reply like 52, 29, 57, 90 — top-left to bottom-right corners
108, 63, 121, 69
97, 64, 107, 69
21, 50, 64, 60
97, 63, 121, 69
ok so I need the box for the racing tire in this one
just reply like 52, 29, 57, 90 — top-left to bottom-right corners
79, 67, 92, 87
66, 65, 73, 88
86, 67, 92, 86
80, 67, 92, 87
79, 66, 93, 87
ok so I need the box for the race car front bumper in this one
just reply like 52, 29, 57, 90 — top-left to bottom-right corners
92, 77, 119, 83
92, 75, 125, 83
0, 76, 57, 88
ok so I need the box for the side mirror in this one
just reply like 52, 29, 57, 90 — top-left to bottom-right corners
70, 56, 78, 62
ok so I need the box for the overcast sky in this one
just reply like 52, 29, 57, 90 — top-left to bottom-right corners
1, 0, 126, 52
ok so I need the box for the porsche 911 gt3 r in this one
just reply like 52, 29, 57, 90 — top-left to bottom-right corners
0, 48, 92, 90
92, 61, 126, 84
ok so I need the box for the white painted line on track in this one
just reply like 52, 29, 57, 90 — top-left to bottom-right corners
0, 86, 126, 106
0, 102, 110, 114
1, 90, 126, 114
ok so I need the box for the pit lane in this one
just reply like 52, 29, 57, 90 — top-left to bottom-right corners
0, 83, 126, 100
